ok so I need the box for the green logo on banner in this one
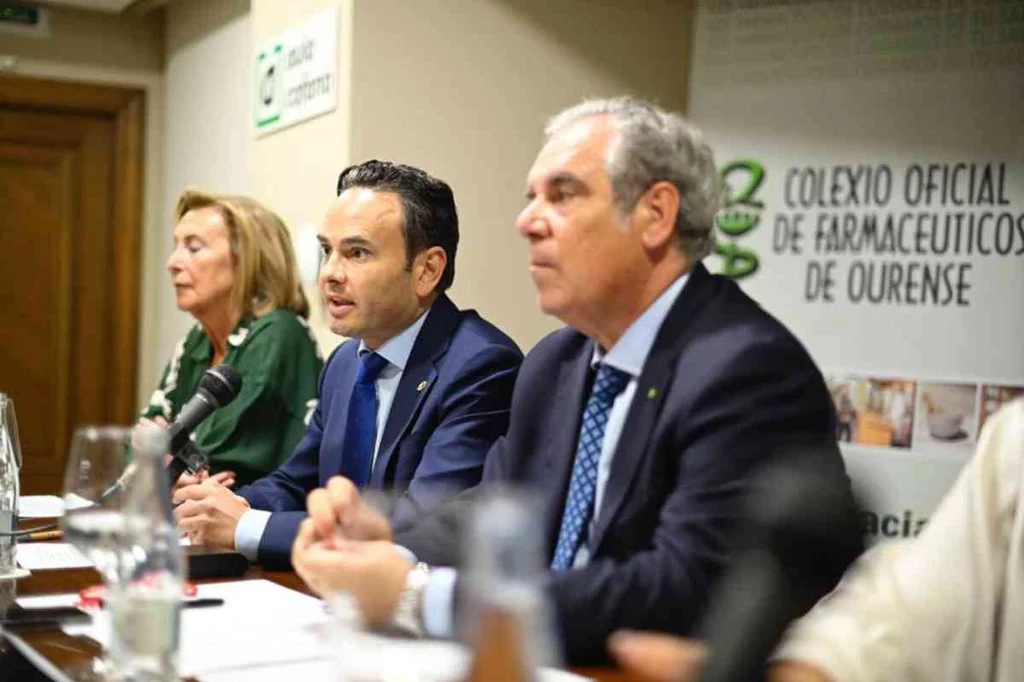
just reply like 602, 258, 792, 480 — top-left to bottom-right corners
715, 159, 765, 279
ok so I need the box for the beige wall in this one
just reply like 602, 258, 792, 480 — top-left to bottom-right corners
349, 0, 693, 351
249, 0, 355, 354
159, 0, 253, 381
0, 4, 163, 71
0, 5, 166, 409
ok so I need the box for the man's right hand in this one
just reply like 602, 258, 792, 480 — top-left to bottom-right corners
306, 476, 393, 543
609, 631, 835, 682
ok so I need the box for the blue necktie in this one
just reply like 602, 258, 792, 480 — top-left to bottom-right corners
340, 351, 389, 488
551, 363, 631, 570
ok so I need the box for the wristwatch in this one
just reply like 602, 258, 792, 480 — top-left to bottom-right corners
391, 561, 431, 638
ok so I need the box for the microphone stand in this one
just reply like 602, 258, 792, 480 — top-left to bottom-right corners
164, 441, 210, 493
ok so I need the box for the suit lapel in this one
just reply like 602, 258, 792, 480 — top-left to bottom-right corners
541, 339, 595, 554
588, 263, 719, 552
369, 296, 460, 487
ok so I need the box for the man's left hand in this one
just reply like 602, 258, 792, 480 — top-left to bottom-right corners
292, 517, 411, 627
172, 479, 250, 548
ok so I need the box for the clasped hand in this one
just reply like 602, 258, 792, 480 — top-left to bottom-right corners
291, 476, 411, 627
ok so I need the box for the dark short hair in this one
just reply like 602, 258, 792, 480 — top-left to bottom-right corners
336, 160, 458, 292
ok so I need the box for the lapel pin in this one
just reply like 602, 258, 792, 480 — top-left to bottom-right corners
647, 387, 659, 400
416, 380, 428, 392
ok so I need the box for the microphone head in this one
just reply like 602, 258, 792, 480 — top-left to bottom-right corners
694, 446, 864, 682
199, 365, 243, 407
746, 458, 864, 596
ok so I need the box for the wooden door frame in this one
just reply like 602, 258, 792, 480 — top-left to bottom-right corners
0, 74, 145, 424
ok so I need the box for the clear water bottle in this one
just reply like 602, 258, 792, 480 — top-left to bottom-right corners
463, 490, 561, 682
110, 425, 185, 681
0, 393, 21, 575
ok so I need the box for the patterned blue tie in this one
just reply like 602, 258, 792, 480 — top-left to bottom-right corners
551, 363, 631, 570
340, 351, 389, 488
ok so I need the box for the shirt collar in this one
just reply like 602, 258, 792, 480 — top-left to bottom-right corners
357, 308, 431, 371
591, 272, 690, 377
226, 318, 253, 348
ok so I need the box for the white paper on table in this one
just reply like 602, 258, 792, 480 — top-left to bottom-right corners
18, 494, 92, 519
183, 583, 592, 682
30, 578, 592, 682
198, 643, 593, 682
17, 536, 191, 572
16, 542, 92, 570
18, 592, 80, 609
58, 579, 330, 677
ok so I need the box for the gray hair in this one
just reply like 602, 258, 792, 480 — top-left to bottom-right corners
545, 97, 723, 260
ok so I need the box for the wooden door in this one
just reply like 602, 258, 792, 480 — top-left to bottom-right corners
0, 76, 144, 494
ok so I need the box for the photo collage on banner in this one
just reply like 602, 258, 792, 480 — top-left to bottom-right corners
690, 0, 1024, 543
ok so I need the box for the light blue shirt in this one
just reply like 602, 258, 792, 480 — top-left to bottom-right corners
421, 272, 690, 638
235, 310, 431, 560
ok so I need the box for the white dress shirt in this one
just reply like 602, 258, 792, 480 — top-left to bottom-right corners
421, 272, 690, 637
234, 310, 430, 560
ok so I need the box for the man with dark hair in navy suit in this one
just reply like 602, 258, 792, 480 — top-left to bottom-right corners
173, 160, 523, 567
289, 98, 845, 664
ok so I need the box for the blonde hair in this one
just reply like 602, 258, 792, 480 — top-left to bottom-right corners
175, 188, 310, 319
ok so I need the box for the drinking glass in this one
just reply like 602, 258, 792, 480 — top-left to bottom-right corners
60, 425, 137, 680
0, 393, 22, 469
60, 426, 137, 587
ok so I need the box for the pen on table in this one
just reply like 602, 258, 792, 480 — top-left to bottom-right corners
183, 598, 225, 609
24, 529, 63, 542
96, 597, 226, 609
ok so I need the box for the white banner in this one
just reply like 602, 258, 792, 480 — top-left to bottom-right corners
691, 0, 1024, 543
254, 6, 339, 137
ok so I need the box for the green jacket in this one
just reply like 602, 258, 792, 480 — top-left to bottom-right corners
141, 309, 323, 487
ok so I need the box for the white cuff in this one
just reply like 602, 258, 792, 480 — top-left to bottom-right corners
234, 509, 272, 560
423, 567, 458, 639
395, 544, 418, 565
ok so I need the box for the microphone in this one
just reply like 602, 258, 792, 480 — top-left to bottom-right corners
696, 451, 864, 682
163, 365, 242, 489
167, 365, 242, 455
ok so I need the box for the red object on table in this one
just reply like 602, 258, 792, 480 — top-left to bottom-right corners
75, 579, 198, 608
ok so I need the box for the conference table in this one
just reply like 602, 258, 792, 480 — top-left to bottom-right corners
1, 547, 633, 682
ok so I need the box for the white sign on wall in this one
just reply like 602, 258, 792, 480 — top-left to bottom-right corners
254, 5, 338, 137
690, 0, 1024, 544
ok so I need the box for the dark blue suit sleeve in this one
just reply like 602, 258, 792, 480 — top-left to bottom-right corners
390, 342, 522, 534
237, 360, 330, 566
548, 339, 839, 664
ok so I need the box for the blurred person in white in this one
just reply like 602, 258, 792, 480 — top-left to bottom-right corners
611, 397, 1024, 682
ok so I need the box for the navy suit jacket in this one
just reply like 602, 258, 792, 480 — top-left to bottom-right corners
395, 264, 844, 664
240, 295, 522, 566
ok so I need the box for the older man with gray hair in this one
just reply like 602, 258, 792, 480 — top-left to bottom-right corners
289, 97, 844, 665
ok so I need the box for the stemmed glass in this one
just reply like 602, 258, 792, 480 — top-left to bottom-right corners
60, 426, 138, 586
0, 393, 22, 471
60, 425, 137, 679
0, 393, 24, 581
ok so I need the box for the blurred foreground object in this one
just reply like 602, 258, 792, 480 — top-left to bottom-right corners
0, 393, 20, 574
464, 491, 560, 682
697, 450, 864, 682
114, 426, 185, 681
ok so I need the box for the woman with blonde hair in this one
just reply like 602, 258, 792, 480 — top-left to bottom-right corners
139, 189, 322, 487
